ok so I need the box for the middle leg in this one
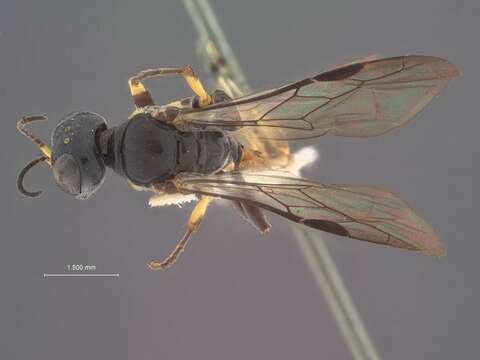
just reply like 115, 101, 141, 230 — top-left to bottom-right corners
148, 195, 211, 270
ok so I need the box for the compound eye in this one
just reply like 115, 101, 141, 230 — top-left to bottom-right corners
52, 154, 81, 196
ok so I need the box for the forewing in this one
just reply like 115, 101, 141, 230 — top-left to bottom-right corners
174, 171, 445, 255
177, 55, 458, 140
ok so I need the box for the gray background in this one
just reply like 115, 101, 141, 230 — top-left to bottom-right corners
1, 1, 478, 359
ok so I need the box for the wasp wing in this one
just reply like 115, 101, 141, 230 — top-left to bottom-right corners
177, 55, 458, 140
174, 171, 445, 256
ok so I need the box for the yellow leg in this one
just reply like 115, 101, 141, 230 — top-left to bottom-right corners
181, 66, 212, 107
148, 196, 211, 270
129, 66, 212, 108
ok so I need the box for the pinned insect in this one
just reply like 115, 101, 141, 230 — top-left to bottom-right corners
17, 56, 458, 269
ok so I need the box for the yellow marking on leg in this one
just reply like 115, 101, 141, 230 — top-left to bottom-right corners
128, 78, 146, 97
128, 78, 154, 108
129, 66, 212, 108
187, 195, 210, 230
148, 196, 211, 270
181, 66, 212, 107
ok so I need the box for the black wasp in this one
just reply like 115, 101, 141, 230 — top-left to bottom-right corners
17, 56, 458, 269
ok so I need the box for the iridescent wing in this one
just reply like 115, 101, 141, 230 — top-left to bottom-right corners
176, 55, 458, 140
173, 171, 445, 256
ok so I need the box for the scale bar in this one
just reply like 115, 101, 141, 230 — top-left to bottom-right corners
43, 273, 119, 278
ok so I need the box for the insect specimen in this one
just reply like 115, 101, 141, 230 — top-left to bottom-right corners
17, 55, 458, 269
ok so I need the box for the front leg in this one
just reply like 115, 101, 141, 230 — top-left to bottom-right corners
128, 65, 212, 108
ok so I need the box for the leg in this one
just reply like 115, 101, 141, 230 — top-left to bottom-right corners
128, 77, 155, 108
148, 196, 211, 270
129, 66, 212, 108
231, 200, 271, 234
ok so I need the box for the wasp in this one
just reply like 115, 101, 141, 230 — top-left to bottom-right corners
17, 55, 458, 269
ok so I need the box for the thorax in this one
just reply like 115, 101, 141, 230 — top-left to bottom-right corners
104, 111, 239, 187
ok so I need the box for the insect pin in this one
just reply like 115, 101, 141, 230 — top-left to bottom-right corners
18, 57, 459, 269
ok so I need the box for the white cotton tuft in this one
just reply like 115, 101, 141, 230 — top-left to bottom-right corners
286, 146, 320, 177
